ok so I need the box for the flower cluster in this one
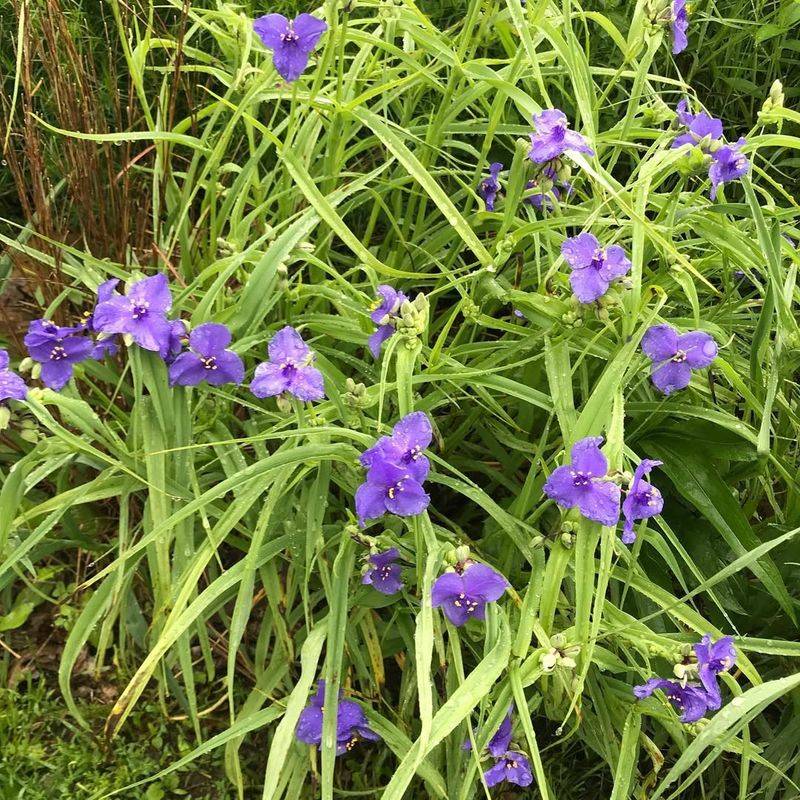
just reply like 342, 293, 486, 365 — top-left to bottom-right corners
543, 437, 665, 544
355, 412, 432, 527
296, 681, 380, 755
368, 285, 407, 358
673, 100, 750, 198
634, 635, 737, 723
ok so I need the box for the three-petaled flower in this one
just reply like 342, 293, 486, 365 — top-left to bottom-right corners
561, 232, 631, 304
368, 285, 407, 358
641, 323, 717, 395
24, 319, 94, 391
694, 634, 737, 709
361, 548, 404, 595
543, 436, 621, 526
168, 323, 245, 387
621, 458, 664, 544
709, 138, 750, 199
295, 680, 380, 755
477, 162, 503, 211
528, 109, 594, 164
431, 562, 508, 627
253, 13, 328, 83
250, 325, 325, 401
633, 678, 711, 723
672, 101, 723, 151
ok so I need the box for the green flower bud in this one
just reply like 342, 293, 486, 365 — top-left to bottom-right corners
0, 406, 10, 431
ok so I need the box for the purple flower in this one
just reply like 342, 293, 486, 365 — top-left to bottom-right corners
694, 635, 736, 710
709, 138, 749, 199
483, 752, 534, 788
478, 162, 503, 211
92, 274, 174, 354
487, 706, 514, 757
528, 109, 594, 164
162, 319, 188, 364
24, 320, 94, 391
295, 681, 380, 755
671, 0, 688, 54
431, 562, 508, 627
253, 13, 327, 83
250, 326, 325, 402
641, 323, 717, 395
633, 678, 711, 723
561, 232, 631, 303
621, 459, 664, 544
0, 350, 27, 403
368, 285, 407, 358
360, 411, 432, 483
543, 437, 621, 527
672, 101, 723, 151
362, 548, 404, 595
355, 460, 429, 527
168, 323, 245, 387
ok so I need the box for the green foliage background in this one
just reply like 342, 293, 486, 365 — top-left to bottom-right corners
0, 0, 799, 798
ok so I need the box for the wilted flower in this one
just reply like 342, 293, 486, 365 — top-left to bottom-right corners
355, 460, 429, 527
250, 325, 325, 401
360, 411, 432, 483
168, 323, 245, 387
484, 752, 534, 788
621, 458, 664, 544
671, 0, 688, 53
709, 138, 749, 199
528, 109, 594, 164
295, 681, 380, 755
633, 678, 712, 723
524, 177, 562, 210
362, 548, 404, 595
0, 350, 27, 403
24, 320, 94, 391
368, 285, 407, 358
543, 436, 621, 526
561, 232, 631, 303
431, 562, 508, 626
253, 13, 328, 83
672, 101, 723, 151
641, 323, 717, 395
92, 274, 174, 354
694, 635, 736, 709
478, 162, 503, 211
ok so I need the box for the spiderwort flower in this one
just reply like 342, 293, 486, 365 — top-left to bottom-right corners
360, 411, 432, 482
250, 325, 325, 401
478, 162, 503, 211
694, 635, 736, 710
528, 109, 594, 163
487, 706, 514, 757
672, 101, 723, 151
168, 323, 245, 387
543, 437, 621, 527
709, 138, 749, 199
362, 548, 404, 595
92, 274, 174, 354
24, 320, 94, 391
0, 350, 27, 403
431, 562, 508, 626
641, 324, 717, 395
561, 233, 631, 304
633, 678, 712, 723
295, 681, 380, 755
253, 13, 327, 83
355, 461, 429, 527
621, 459, 664, 544
671, 0, 688, 54
484, 751, 534, 788
368, 285, 407, 358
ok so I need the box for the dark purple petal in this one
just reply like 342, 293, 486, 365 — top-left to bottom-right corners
368, 325, 394, 358
576, 481, 621, 527
484, 752, 533, 788
40, 360, 76, 391
598, 245, 632, 281
709, 139, 749, 199
393, 411, 433, 458
570, 436, 607, 476
569, 266, 610, 303
168, 353, 208, 387
384, 476, 429, 517
621, 458, 664, 543
209, 350, 245, 385
355, 481, 388, 527
370, 285, 403, 324
253, 13, 288, 49
676, 331, 717, 368
462, 563, 508, 602
543, 464, 584, 508
634, 678, 710, 723
561, 233, 600, 269
189, 322, 232, 356
268, 326, 310, 364
292, 13, 328, 50
671, 0, 688, 54
641, 324, 678, 362
0, 352, 27, 402
272, 41, 314, 83
694, 635, 736, 709
296, 704, 323, 744
486, 708, 513, 757
130, 274, 172, 314
287, 364, 325, 401
362, 549, 404, 595
651, 360, 692, 395
250, 362, 288, 398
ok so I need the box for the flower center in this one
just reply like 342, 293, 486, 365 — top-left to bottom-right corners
344, 735, 359, 751
506, 759, 518, 769
551, 124, 566, 142
404, 444, 422, 463
386, 480, 404, 500
570, 470, 592, 487
671, 350, 687, 363
590, 248, 606, 269
50, 345, 68, 361
130, 299, 150, 320
452, 593, 479, 614
201, 356, 217, 370
379, 564, 392, 579
280, 27, 300, 44
280, 360, 297, 377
